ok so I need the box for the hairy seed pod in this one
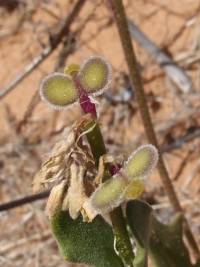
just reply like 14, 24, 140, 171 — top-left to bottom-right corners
124, 179, 145, 200
40, 73, 78, 109
89, 145, 158, 215
78, 55, 112, 95
90, 175, 127, 214
124, 144, 158, 180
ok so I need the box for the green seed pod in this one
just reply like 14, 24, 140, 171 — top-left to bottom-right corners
86, 145, 158, 216
64, 63, 80, 77
90, 175, 127, 214
124, 144, 158, 180
124, 179, 145, 200
78, 55, 112, 95
40, 73, 78, 109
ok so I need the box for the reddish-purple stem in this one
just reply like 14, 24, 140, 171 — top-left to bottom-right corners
109, 163, 122, 175
74, 78, 97, 117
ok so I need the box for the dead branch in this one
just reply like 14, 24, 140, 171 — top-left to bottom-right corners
109, 0, 199, 257
128, 19, 193, 94
0, 0, 86, 100
161, 128, 200, 153
0, 190, 50, 212
16, 90, 40, 133
172, 151, 192, 181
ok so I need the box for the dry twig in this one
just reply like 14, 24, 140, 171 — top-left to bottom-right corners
0, 190, 50, 212
128, 19, 193, 94
108, 0, 200, 258
0, 0, 85, 100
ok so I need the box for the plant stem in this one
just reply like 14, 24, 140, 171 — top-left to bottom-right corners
108, 0, 200, 259
83, 118, 134, 267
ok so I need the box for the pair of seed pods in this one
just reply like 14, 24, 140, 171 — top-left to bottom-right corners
90, 144, 158, 214
40, 56, 112, 109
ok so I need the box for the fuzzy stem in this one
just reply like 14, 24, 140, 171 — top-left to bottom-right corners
108, 0, 200, 259
83, 118, 134, 267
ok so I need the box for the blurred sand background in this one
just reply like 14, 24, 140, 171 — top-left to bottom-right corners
0, 0, 200, 266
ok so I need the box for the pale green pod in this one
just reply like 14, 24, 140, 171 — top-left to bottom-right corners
40, 73, 78, 109
90, 145, 158, 215
90, 175, 127, 214
64, 63, 80, 77
124, 179, 145, 200
78, 56, 112, 95
124, 144, 158, 180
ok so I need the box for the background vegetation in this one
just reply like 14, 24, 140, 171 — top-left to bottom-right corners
0, 0, 200, 266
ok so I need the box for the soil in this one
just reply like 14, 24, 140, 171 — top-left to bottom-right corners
0, 0, 200, 266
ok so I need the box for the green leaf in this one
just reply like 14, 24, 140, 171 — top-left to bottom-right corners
149, 213, 193, 267
126, 200, 193, 267
51, 210, 124, 267
127, 200, 152, 267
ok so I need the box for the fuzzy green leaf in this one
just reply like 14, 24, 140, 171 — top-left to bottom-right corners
126, 200, 193, 267
149, 213, 193, 267
127, 200, 152, 267
51, 210, 124, 267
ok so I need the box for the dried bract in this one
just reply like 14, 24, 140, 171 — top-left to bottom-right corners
45, 181, 67, 218
62, 163, 87, 220
32, 126, 76, 192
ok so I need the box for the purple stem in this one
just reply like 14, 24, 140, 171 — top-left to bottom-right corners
74, 78, 97, 117
109, 163, 122, 175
